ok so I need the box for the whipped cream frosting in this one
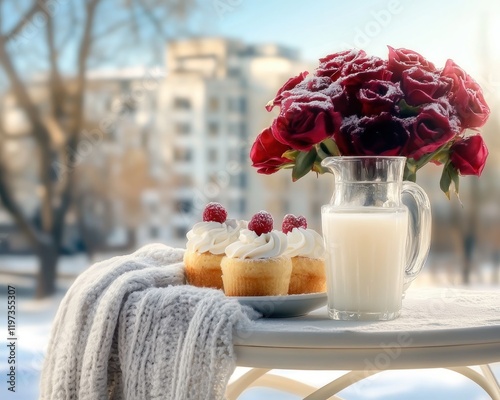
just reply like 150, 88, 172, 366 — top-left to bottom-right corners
186, 219, 246, 255
284, 227, 325, 258
225, 229, 288, 260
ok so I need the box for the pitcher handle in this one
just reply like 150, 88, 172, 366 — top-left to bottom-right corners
402, 181, 432, 293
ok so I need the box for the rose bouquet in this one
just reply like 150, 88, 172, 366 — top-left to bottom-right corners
250, 47, 490, 197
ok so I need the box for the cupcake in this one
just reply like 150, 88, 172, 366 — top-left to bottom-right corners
222, 211, 291, 296
184, 203, 245, 289
282, 214, 326, 294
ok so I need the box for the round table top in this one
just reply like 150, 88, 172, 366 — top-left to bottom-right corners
233, 287, 500, 370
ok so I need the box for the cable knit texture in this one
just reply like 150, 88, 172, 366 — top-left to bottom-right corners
39, 243, 256, 400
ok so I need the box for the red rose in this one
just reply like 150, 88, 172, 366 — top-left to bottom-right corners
441, 60, 490, 128
320, 82, 355, 115
266, 71, 309, 111
387, 46, 437, 80
250, 127, 293, 174
316, 49, 367, 81
300, 76, 332, 92
400, 67, 451, 106
339, 56, 391, 88
450, 135, 488, 176
334, 113, 410, 156
405, 106, 457, 160
356, 80, 404, 115
272, 92, 342, 151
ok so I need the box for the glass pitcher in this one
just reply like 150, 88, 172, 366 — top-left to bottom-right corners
321, 156, 431, 321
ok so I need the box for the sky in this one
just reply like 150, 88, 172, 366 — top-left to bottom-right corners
1, 0, 499, 96
212, 0, 500, 78
3, 0, 500, 79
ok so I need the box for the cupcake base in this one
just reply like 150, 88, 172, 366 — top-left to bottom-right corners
184, 251, 224, 289
288, 256, 326, 294
221, 255, 292, 296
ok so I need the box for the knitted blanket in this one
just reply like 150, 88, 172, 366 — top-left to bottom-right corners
40, 244, 257, 400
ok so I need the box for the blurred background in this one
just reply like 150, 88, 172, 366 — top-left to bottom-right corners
0, 0, 499, 399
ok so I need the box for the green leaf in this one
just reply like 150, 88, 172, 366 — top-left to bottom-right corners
414, 143, 451, 170
312, 161, 329, 175
431, 150, 450, 166
320, 138, 340, 156
398, 99, 420, 117
439, 162, 461, 200
403, 166, 417, 182
439, 162, 453, 200
450, 166, 460, 195
282, 149, 299, 161
315, 145, 330, 161
278, 162, 295, 170
292, 149, 317, 181
448, 165, 462, 205
405, 159, 417, 173
403, 159, 418, 181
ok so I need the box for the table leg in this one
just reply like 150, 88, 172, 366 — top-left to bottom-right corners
226, 368, 270, 400
226, 369, 346, 400
227, 366, 500, 399
480, 365, 500, 398
447, 366, 500, 400
303, 370, 380, 400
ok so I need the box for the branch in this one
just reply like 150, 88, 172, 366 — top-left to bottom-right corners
0, 36, 55, 233
56, 3, 79, 53
0, 42, 51, 145
133, 0, 166, 37
46, 10, 66, 119
2, 1, 47, 41
0, 162, 44, 247
53, 0, 102, 244
74, 0, 100, 122
91, 18, 129, 43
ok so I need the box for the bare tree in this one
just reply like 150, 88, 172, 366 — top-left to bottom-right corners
0, 0, 202, 298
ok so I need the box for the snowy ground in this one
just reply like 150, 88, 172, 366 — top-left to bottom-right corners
0, 256, 499, 399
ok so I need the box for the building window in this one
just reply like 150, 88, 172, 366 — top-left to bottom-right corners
175, 199, 193, 213
207, 122, 219, 137
239, 98, 247, 113
177, 174, 193, 186
228, 122, 247, 139
208, 97, 219, 112
173, 97, 191, 110
228, 67, 240, 77
228, 97, 247, 113
175, 226, 187, 239
282, 199, 290, 213
239, 122, 247, 139
230, 198, 246, 214
149, 202, 159, 214
311, 201, 322, 218
173, 147, 192, 162
175, 122, 191, 135
149, 226, 159, 238
208, 148, 218, 163
239, 199, 246, 213
230, 173, 247, 188
240, 147, 248, 164
239, 174, 247, 189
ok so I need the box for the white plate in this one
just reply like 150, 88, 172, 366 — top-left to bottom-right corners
234, 292, 327, 318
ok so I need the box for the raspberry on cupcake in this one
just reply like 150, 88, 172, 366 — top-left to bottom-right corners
221, 211, 292, 296
184, 202, 245, 289
282, 214, 326, 294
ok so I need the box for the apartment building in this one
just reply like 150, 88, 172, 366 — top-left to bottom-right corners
156, 37, 332, 244
1, 37, 351, 251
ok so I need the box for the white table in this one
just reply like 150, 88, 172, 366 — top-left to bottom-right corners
227, 288, 500, 399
